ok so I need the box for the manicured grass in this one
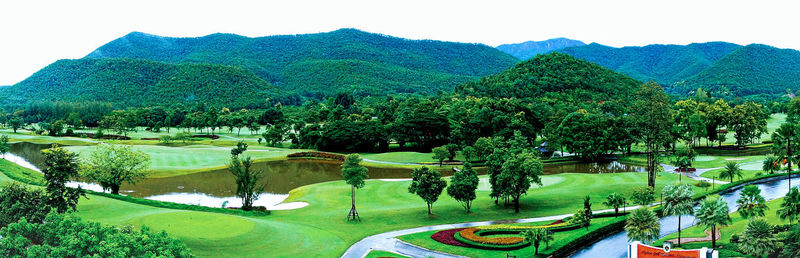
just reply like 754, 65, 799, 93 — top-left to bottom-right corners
360, 151, 467, 164
63, 144, 301, 177
653, 197, 788, 255
397, 217, 622, 257
365, 250, 409, 258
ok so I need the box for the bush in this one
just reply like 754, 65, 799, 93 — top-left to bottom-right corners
695, 180, 711, 188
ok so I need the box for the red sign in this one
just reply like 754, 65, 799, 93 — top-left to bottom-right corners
637, 244, 702, 258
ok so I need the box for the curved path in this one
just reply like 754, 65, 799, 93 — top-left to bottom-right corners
340, 206, 645, 258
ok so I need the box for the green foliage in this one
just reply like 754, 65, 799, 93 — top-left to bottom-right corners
762, 155, 781, 174
603, 193, 627, 216
721, 161, 744, 182
9, 116, 23, 133
446, 162, 479, 213
695, 195, 731, 248
0, 135, 8, 158
0, 213, 193, 257
736, 185, 768, 219
432, 146, 448, 166
630, 187, 655, 206
80, 144, 151, 195
583, 195, 592, 219
2, 58, 278, 109
342, 154, 368, 189
635, 82, 674, 187
228, 154, 264, 211
497, 38, 586, 60
408, 166, 447, 215
571, 209, 591, 230
560, 42, 741, 85
738, 218, 779, 257
625, 207, 660, 243
41, 146, 85, 213
522, 228, 554, 255
783, 224, 800, 257
777, 187, 800, 225
497, 150, 543, 213
663, 184, 695, 246
729, 102, 769, 146
0, 183, 50, 228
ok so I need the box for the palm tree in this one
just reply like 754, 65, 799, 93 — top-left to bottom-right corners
782, 224, 800, 257
662, 184, 694, 246
762, 155, 781, 174
736, 185, 768, 219
738, 218, 779, 257
778, 187, 800, 225
772, 123, 799, 189
625, 207, 660, 244
523, 228, 553, 255
695, 196, 731, 249
603, 193, 627, 217
721, 161, 743, 182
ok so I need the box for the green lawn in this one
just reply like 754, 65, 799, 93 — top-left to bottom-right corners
62, 144, 302, 177
397, 217, 623, 257
653, 197, 789, 256
365, 250, 409, 258
0, 158, 704, 257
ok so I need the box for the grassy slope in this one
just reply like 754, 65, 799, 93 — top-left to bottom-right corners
0, 157, 699, 257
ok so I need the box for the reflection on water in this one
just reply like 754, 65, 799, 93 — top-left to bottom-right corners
542, 160, 644, 174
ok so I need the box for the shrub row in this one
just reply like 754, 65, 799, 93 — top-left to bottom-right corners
286, 151, 345, 161
548, 216, 628, 257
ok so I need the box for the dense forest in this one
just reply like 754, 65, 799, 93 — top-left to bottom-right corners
496, 38, 586, 60
676, 44, 800, 97
83, 28, 519, 97
559, 42, 742, 85
0, 58, 279, 109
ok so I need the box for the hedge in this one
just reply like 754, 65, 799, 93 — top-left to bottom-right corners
286, 151, 345, 161
547, 215, 628, 257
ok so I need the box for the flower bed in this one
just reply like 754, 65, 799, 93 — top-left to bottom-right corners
286, 151, 345, 161
430, 228, 470, 247
453, 228, 530, 250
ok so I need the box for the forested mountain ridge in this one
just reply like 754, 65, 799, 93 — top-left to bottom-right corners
457, 52, 641, 104
559, 42, 742, 85
0, 58, 277, 109
496, 38, 586, 60
84, 28, 519, 97
675, 44, 800, 97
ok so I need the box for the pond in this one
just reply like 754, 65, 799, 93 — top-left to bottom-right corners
5, 142, 645, 209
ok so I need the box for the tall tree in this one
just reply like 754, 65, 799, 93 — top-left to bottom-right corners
772, 122, 800, 189
729, 102, 768, 146
408, 166, 447, 216
625, 207, 660, 244
9, 116, 23, 133
778, 187, 800, 225
80, 144, 151, 195
41, 146, 85, 213
736, 185, 768, 219
662, 184, 694, 246
634, 82, 674, 188
446, 162, 479, 213
342, 154, 368, 221
228, 144, 264, 211
694, 196, 731, 249
497, 150, 543, 213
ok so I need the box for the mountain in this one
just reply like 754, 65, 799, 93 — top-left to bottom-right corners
559, 42, 741, 85
496, 38, 586, 60
675, 44, 800, 96
84, 29, 519, 97
0, 58, 277, 109
457, 52, 640, 103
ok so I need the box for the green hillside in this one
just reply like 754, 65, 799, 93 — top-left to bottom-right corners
560, 42, 741, 85
0, 58, 277, 109
496, 37, 586, 60
457, 52, 641, 102
675, 44, 800, 96
85, 28, 519, 97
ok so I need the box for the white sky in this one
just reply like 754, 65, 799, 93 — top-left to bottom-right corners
1, 0, 799, 86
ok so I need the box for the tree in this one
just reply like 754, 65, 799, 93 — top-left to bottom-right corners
631, 187, 655, 206
497, 150, 543, 213
662, 184, 695, 246
444, 143, 459, 161
41, 146, 85, 213
408, 166, 446, 215
228, 144, 264, 211
342, 154, 368, 221
571, 208, 591, 230
674, 149, 696, 171
603, 193, 626, 217
432, 146, 448, 166
0, 135, 8, 159
762, 155, 781, 174
0, 183, 50, 228
461, 146, 476, 162
48, 120, 65, 136
583, 195, 593, 219
625, 208, 660, 243
721, 161, 743, 182
772, 122, 800, 189
695, 196, 731, 249
80, 144, 151, 195
778, 187, 800, 225
738, 218, 779, 257
736, 185, 768, 219
447, 162, 479, 213
523, 228, 552, 255
634, 82, 674, 188
729, 102, 768, 146
9, 116, 23, 133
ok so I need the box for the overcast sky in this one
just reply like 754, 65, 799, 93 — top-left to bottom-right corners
1, 0, 798, 85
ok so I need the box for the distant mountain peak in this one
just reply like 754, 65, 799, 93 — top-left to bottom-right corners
496, 38, 586, 60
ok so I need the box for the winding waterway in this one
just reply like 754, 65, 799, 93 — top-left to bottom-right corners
572, 175, 799, 257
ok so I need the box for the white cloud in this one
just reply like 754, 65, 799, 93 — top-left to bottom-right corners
0, 0, 798, 85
